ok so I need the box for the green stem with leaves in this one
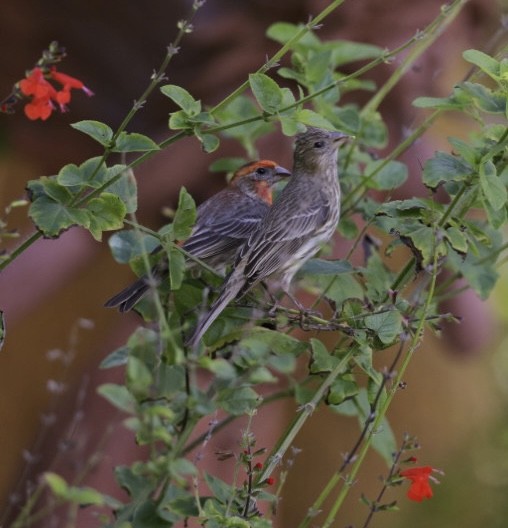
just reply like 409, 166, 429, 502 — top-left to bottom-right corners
257, 348, 354, 483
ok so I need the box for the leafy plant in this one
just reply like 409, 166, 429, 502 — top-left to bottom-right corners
2, 0, 508, 526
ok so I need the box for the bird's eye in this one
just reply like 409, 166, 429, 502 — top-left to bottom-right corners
256, 167, 267, 175
313, 141, 325, 149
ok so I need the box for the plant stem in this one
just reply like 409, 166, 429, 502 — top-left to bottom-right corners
208, 0, 347, 116
257, 348, 354, 484
321, 233, 439, 527
362, 0, 466, 114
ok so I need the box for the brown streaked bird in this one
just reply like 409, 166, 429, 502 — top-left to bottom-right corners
105, 160, 291, 312
187, 127, 349, 348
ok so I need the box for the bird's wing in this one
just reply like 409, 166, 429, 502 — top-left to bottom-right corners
183, 191, 268, 259
241, 188, 332, 282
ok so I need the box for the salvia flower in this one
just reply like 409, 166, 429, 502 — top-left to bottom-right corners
400, 466, 440, 502
17, 66, 93, 120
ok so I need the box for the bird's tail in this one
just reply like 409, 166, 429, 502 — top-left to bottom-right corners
186, 270, 245, 349
104, 276, 151, 312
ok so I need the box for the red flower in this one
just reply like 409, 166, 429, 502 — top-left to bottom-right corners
254, 462, 263, 470
265, 477, 275, 486
24, 97, 54, 121
19, 68, 55, 99
50, 68, 94, 97
400, 466, 436, 502
18, 66, 93, 120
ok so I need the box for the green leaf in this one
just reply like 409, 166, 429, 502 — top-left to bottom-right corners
66, 487, 106, 506
44, 473, 106, 506
108, 230, 160, 264
57, 163, 84, 187
29, 197, 89, 238
71, 120, 114, 146
405, 226, 438, 267
249, 73, 283, 113
298, 258, 353, 276
448, 136, 478, 165
112, 132, 160, 153
240, 327, 307, 358
353, 344, 381, 383
204, 473, 233, 505
368, 160, 408, 190
362, 252, 394, 303
338, 217, 359, 239
199, 132, 220, 153
44, 472, 69, 496
98, 383, 137, 413
423, 151, 474, 189
364, 310, 402, 345
199, 357, 236, 379
27, 176, 72, 203
463, 49, 500, 81
133, 500, 173, 528
214, 95, 273, 157
216, 386, 259, 415
168, 109, 191, 130
194, 128, 220, 153
158, 484, 198, 520
306, 272, 363, 307
266, 22, 318, 48
160, 84, 201, 116
173, 187, 197, 240
359, 111, 388, 148
127, 356, 153, 397
209, 157, 248, 173
483, 196, 507, 230
100, 346, 129, 369
448, 240, 499, 300
461, 82, 506, 114
115, 466, 151, 498
444, 226, 468, 254
279, 114, 300, 136
107, 166, 138, 214
328, 40, 383, 66
168, 245, 186, 291
77, 157, 109, 188
310, 338, 339, 373
86, 192, 127, 241
296, 109, 335, 130
412, 95, 467, 111
327, 374, 359, 404
371, 416, 397, 466
479, 159, 506, 211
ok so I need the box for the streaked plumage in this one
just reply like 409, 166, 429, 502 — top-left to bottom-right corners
187, 127, 348, 347
105, 160, 291, 312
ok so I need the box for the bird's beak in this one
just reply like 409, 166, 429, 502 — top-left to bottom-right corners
275, 166, 291, 178
330, 131, 352, 144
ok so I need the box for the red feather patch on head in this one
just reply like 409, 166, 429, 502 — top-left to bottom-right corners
231, 160, 277, 183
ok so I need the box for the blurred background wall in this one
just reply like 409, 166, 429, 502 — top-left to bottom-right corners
1, 0, 507, 526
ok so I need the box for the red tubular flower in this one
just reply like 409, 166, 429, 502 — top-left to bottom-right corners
265, 477, 275, 486
20, 68, 53, 98
254, 463, 263, 470
400, 466, 435, 502
17, 66, 93, 120
50, 67, 94, 97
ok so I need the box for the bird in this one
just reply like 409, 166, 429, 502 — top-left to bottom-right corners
104, 160, 291, 312
187, 127, 349, 348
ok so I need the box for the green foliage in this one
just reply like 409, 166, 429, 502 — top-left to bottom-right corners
26, 157, 136, 239
7, 2, 508, 527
